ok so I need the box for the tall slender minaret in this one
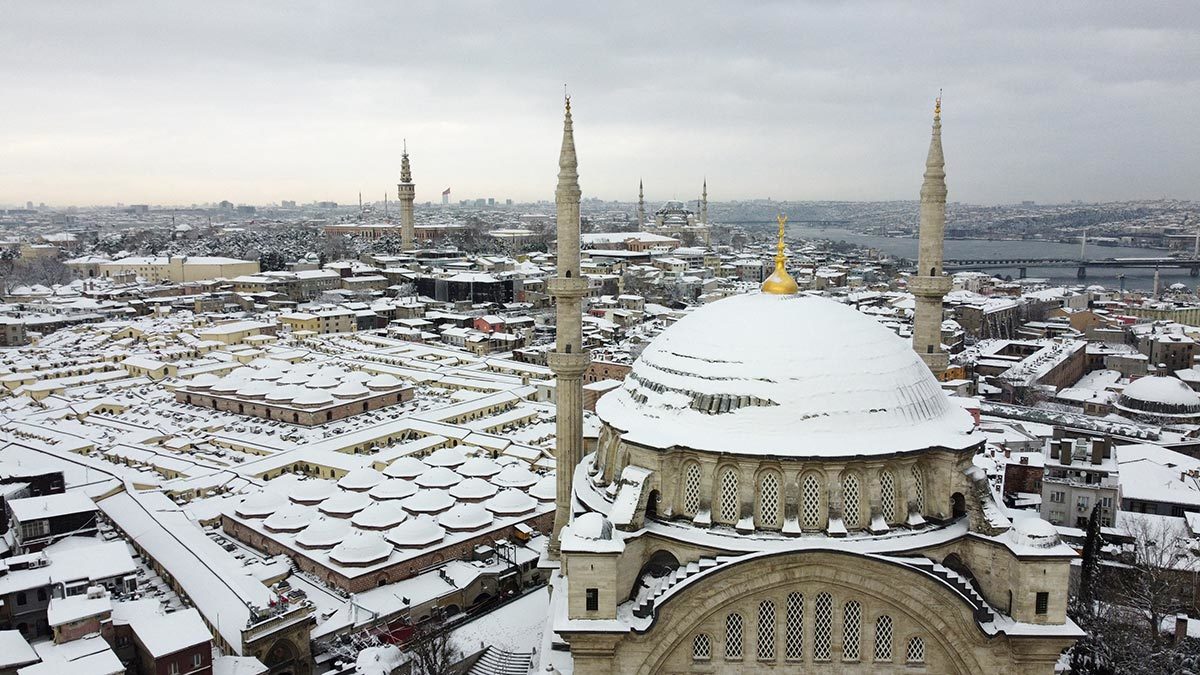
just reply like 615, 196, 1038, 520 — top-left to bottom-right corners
911, 95, 951, 377
548, 96, 588, 558
397, 140, 415, 250
701, 178, 708, 224
637, 179, 645, 228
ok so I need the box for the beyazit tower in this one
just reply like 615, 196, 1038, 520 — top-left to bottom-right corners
911, 96, 951, 377
397, 141, 416, 250
547, 96, 588, 558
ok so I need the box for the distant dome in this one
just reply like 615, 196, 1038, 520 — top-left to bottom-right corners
1117, 376, 1200, 422
596, 293, 978, 457
1009, 517, 1061, 549
367, 374, 403, 390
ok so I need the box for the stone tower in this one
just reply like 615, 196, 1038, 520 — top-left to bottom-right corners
547, 97, 589, 558
701, 178, 708, 224
397, 141, 416, 250
911, 97, 951, 377
638, 178, 648, 228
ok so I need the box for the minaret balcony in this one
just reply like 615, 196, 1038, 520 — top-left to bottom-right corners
547, 351, 589, 377
547, 277, 589, 299
909, 275, 952, 297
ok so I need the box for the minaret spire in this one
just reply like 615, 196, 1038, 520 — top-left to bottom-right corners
911, 93, 950, 377
637, 179, 645, 228
547, 94, 588, 558
398, 140, 415, 250
701, 177, 708, 224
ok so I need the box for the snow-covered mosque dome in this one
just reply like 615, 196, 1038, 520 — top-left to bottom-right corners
596, 292, 979, 457
1116, 375, 1200, 423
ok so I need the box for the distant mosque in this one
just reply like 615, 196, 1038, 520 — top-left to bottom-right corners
636, 179, 712, 246
539, 97, 1080, 674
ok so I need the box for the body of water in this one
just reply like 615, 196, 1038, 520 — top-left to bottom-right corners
798, 226, 1191, 291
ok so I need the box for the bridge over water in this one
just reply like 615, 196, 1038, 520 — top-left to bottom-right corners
942, 257, 1200, 278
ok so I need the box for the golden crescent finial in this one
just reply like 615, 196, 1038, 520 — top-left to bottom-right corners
761, 214, 798, 295
934, 89, 942, 119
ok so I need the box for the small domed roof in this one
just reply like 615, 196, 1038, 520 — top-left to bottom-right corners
292, 388, 335, 407
235, 491, 285, 518
318, 490, 371, 516
189, 373, 220, 389
414, 466, 463, 489
1120, 376, 1200, 411
425, 446, 469, 468
367, 374, 403, 389
448, 477, 498, 501
290, 479, 337, 504
438, 503, 494, 531
352, 501, 408, 530
386, 515, 445, 548
1009, 517, 1061, 549
338, 467, 385, 492
572, 512, 613, 540
383, 456, 429, 480
296, 516, 352, 549
491, 464, 539, 489
484, 489, 537, 515
263, 504, 314, 532
457, 456, 502, 477
331, 381, 370, 398
369, 478, 418, 501
330, 530, 392, 566
265, 384, 308, 402
401, 489, 454, 514
529, 474, 556, 502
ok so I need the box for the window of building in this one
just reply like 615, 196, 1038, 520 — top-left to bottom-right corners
693, 633, 711, 661
718, 467, 739, 524
16, 591, 27, 606
1050, 491, 1065, 503
726, 613, 744, 660
682, 463, 701, 517
36, 589, 46, 602
1036, 592, 1049, 615
874, 615, 893, 662
168, 663, 180, 675
1077, 496, 1089, 511
585, 588, 598, 611
759, 472, 781, 528
843, 474, 862, 529
193, 654, 203, 668
814, 592, 832, 661
906, 636, 925, 663
785, 592, 804, 661
843, 600, 862, 661
880, 470, 897, 523
910, 466, 925, 513
802, 474, 822, 529
757, 600, 776, 660
1101, 496, 1113, 509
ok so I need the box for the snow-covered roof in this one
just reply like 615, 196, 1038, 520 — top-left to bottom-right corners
597, 292, 980, 457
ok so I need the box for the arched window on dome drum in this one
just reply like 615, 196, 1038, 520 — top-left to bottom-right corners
785, 592, 803, 661
802, 474, 822, 529
911, 465, 925, 514
813, 592, 832, 661
906, 636, 925, 663
682, 462, 701, 517
757, 600, 776, 661
880, 469, 897, 523
726, 613, 744, 659
842, 473, 862, 529
718, 467, 739, 524
758, 471, 781, 529
692, 633, 711, 661
874, 615, 893, 662
843, 600, 862, 661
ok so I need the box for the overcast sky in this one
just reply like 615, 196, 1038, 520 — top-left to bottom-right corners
1, 1, 1196, 207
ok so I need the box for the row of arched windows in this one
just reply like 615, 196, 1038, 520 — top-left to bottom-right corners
692, 593, 926, 665
680, 463, 926, 531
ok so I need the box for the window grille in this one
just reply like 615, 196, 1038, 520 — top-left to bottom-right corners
843, 600, 862, 661
693, 633, 711, 660
726, 613, 744, 659
719, 467, 739, 524
911, 466, 925, 513
683, 463, 701, 516
757, 600, 776, 660
843, 474, 862, 529
814, 593, 832, 661
874, 615, 893, 662
880, 470, 897, 523
906, 636, 925, 663
785, 592, 804, 660
802, 474, 822, 529
759, 472, 781, 528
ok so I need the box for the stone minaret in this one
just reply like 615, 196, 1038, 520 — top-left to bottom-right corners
548, 97, 589, 558
911, 96, 951, 377
701, 178, 708, 224
638, 178, 648, 228
397, 141, 416, 250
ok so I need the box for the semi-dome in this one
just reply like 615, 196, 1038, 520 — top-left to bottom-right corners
596, 292, 978, 457
1117, 376, 1200, 421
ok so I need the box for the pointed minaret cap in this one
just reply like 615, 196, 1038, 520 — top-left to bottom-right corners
761, 214, 798, 295
400, 139, 412, 184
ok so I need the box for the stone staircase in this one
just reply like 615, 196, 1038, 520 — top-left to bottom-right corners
632, 556, 731, 619
905, 558, 994, 623
467, 647, 534, 675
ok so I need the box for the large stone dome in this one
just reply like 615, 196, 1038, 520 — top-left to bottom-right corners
596, 292, 978, 457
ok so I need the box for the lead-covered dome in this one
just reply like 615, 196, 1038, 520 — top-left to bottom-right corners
1116, 376, 1200, 422
596, 293, 978, 457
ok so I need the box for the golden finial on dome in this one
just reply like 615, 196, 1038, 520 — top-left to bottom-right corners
761, 214, 799, 295
934, 89, 942, 119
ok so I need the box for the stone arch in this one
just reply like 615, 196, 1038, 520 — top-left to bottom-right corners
951, 491, 967, 519
799, 470, 826, 530
630, 549, 681, 602
755, 466, 783, 530
839, 468, 866, 530
624, 549, 999, 675
714, 463, 740, 525
645, 489, 660, 520
262, 638, 299, 671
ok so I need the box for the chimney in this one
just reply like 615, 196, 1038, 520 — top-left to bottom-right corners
1004, 448, 1011, 458
1062, 440, 1074, 466
1103, 437, 1112, 459
1091, 439, 1103, 465
1049, 442, 1060, 460
1177, 614, 1190, 645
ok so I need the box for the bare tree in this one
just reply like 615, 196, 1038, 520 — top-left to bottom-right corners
406, 617, 462, 675
1117, 515, 1200, 649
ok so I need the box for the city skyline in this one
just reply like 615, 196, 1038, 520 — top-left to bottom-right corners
2, 2, 1197, 206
